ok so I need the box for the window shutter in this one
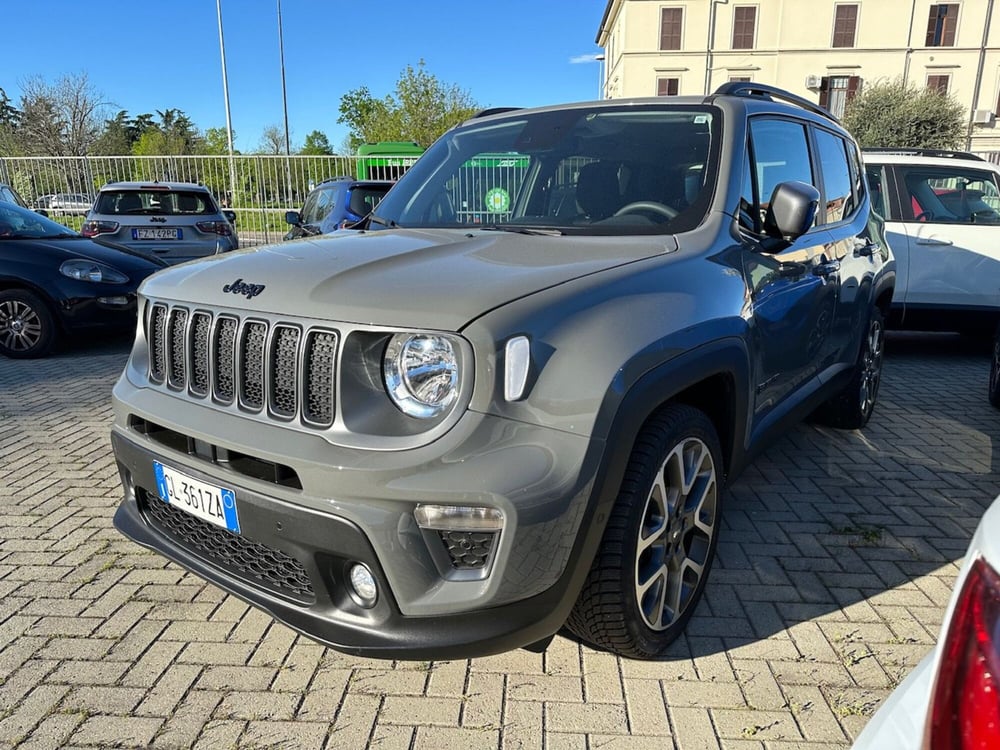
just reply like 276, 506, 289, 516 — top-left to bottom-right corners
819, 77, 830, 108
846, 76, 861, 103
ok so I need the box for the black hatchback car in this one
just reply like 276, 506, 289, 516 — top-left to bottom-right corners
0, 201, 164, 358
284, 177, 394, 238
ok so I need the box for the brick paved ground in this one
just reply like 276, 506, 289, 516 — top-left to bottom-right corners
0, 332, 996, 749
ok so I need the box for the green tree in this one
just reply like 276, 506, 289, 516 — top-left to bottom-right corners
130, 109, 203, 155
300, 130, 332, 155
199, 126, 236, 155
0, 87, 22, 156
842, 78, 966, 150
338, 60, 478, 151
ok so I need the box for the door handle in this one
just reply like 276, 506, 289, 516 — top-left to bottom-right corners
916, 237, 954, 246
854, 242, 877, 258
813, 259, 841, 277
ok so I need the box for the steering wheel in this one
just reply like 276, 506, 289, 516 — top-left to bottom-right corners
914, 210, 934, 222
612, 201, 679, 220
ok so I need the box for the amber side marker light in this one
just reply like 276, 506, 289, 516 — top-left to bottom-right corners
925, 556, 1000, 749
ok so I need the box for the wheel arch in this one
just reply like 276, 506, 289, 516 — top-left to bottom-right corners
593, 337, 752, 490
0, 279, 66, 334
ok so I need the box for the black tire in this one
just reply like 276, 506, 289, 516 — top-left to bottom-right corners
0, 289, 57, 359
815, 306, 885, 430
567, 404, 723, 659
990, 323, 1000, 408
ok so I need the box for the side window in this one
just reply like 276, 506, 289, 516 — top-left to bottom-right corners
739, 148, 757, 232
814, 128, 854, 224
748, 118, 814, 225
302, 188, 335, 224
866, 164, 888, 218
897, 166, 1000, 224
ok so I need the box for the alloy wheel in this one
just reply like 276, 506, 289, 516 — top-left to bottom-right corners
859, 317, 884, 418
634, 436, 718, 631
0, 298, 44, 354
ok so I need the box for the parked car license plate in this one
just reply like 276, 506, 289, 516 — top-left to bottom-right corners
133, 228, 181, 240
153, 461, 240, 534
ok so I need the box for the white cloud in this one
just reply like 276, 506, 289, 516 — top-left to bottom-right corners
569, 54, 603, 64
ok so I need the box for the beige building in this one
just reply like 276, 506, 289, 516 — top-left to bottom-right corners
595, 0, 1000, 150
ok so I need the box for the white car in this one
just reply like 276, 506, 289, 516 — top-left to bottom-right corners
851, 493, 1000, 748
864, 149, 1000, 336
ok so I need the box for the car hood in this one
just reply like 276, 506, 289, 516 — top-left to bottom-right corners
11, 236, 164, 277
140, 228, 675, 330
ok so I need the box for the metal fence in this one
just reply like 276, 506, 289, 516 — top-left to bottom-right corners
0, 154, 420, 246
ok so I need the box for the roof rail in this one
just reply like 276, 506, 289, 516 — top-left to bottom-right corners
862, 147, 985, 161
710, 81, 838, 123
471, 107, 522, 119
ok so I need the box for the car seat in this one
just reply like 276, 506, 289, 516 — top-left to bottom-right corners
575, 162, 623, 220
116, 193, 142, 213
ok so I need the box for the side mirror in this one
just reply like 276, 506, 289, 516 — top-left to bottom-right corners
284, 210, 301, 226
222, 209, 237, 224
760, 181, 819, 253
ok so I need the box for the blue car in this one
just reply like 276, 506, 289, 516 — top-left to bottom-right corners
284, 177, 394, 238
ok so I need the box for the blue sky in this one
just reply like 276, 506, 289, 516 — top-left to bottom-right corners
1, 0, 609, 152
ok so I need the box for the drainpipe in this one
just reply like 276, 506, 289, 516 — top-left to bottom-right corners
967, 0, 995, 150
705, 0, 729, 94
903, 0, 917, 82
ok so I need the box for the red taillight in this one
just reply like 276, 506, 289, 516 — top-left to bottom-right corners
926, 557, 1000, 749
81, 220, 119, 238
195, 220, 232, 236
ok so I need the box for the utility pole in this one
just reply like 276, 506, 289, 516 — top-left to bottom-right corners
216, 0, 237, 207
277, 0, 293, 204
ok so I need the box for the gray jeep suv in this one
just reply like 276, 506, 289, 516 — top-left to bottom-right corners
110, 83, 895, 660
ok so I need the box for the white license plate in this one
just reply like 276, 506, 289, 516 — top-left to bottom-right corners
133, 228, 181, 240
153, 461, 240, 534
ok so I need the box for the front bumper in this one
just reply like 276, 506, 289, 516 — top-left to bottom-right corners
110, 380, 607, 659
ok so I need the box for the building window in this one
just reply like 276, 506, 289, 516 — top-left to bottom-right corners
730, 76, 752, 82
832, 4, 858, 48
732, 6, 757, 49
657, 77, 680, 96
660, 8, 683, 51
927, 74, 950, 94
926, 4, 958, 47
819, 76, 862, 118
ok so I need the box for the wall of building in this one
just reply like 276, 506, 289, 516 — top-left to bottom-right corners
596, 0, 1000, 150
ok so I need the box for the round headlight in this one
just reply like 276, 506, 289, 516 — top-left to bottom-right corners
383, 333, 459, 418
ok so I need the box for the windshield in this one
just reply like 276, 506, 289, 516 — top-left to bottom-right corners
0, 201, 79, 239
373, 104, 720, 235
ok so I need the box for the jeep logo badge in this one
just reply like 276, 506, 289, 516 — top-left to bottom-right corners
223, 279, 266, 299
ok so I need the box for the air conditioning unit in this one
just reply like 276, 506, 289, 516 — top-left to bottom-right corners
973, 109, 996, 125
804, 74, 823, 90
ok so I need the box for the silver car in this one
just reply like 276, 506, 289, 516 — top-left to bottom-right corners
852, 493, 1000, 748
82, 181, 237, 265
48, 192, 95, 215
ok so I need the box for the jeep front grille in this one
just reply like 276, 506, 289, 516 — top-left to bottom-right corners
148, 303, 337, 427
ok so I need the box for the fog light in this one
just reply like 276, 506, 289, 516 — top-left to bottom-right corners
348, 563, 378, 607
414, 504, 504, 531
98, 296, 130, 306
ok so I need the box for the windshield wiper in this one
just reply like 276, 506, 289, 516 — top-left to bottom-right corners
369, 215, 397, 228
480, 225, 564, 236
